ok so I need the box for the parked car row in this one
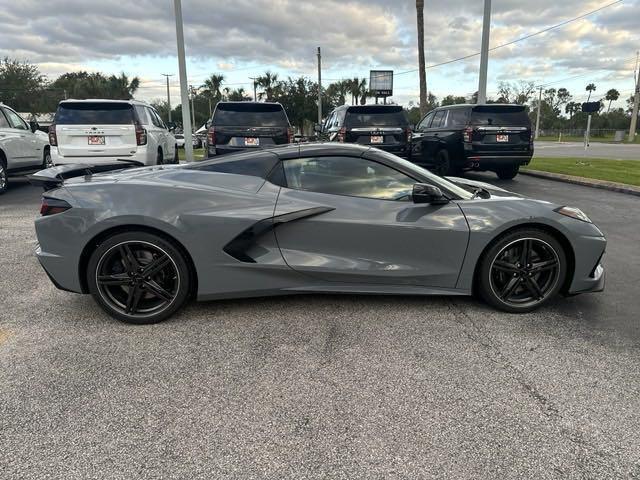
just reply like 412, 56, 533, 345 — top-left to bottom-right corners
1, 98, 534, 194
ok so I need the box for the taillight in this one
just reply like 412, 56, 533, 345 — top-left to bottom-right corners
207, 126, 216, 146
463, 127, 473, 143
135, 122, 147, 146
287, 128, 294, 143
48, 124, 57, 146
337, 127, 346, 143
40, 197, 71, 216
405, 127, 412, 142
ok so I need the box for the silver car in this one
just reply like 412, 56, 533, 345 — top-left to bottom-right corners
31, 143, 605, 324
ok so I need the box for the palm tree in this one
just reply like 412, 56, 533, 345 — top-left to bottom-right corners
586, 83, 596, 102
358, 78, 368, 105
416, 0, 427, 116
348, 77, 368, 105
201, 73, 225, 115
605, 88, 620, 113
256, 71, 279, 101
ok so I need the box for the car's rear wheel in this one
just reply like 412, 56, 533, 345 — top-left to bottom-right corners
0, 158, 7, 194
156, 149, 164, 165
174, 145, 179, 163
42, 147, 53, 169
434, 149, 451, 176
477, 229, 566, 313
496, 165, 519, 180
87, 232, 190, 324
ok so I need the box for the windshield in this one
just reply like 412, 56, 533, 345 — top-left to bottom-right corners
213, 103, 289, 127
371, 150, 475, 200
345, 106, 409, 127
471, 106, 530, 126
55, 102, 135, 125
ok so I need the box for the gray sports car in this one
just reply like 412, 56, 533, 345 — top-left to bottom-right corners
31, 143, 606, 324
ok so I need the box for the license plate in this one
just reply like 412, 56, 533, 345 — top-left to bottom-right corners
245, 137, 259, 146
371, 135, 383, 144
88, 135, 105, 145
496, 134, 509, 143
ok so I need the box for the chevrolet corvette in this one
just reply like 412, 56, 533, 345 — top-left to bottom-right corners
31, 143, 606, 324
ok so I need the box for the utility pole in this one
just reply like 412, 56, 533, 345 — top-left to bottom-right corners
629, 56, 640, 142
189, 85, 196, 132
535, 86, 542, 140
249, 77, 257, 101
317, 47, 322, 126
477, 0, 491, 104
161, 74, 173, 123
173, 0, 193, 162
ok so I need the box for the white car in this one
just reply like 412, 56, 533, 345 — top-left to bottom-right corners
0, 103, 51, 194
50, 99, 178, 166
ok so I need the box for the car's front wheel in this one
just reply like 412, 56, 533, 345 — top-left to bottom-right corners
0, 159, 8, 194
87, 232, 191, 324
477, 229, 567, 313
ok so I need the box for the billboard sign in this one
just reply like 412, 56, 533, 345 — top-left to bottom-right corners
370, 70, 393, 97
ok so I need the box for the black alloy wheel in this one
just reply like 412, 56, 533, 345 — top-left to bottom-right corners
88, 233, 190, 324
478, 230, 566, 312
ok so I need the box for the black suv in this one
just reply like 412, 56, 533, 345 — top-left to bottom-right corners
321, 105, 411, 156
409, 104, 533, 179
207, 101, 292, 156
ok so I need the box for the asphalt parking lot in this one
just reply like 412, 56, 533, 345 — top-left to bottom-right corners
1, 175, 639, 479
534, 140, 640, 160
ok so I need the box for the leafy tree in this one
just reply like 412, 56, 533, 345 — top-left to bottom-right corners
496, 81, 536, 105
325, 80, 350, 106
227, 87, 251, 101
256, 71, 280, 101
440, 95, 466, 106
585, 83, 596, 102
605, 88, 620, 113
0, 57, 48, 112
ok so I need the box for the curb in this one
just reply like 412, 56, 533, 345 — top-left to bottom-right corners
520, 169, 640, 197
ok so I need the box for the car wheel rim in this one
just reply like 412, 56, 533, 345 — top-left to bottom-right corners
489, 237, 560, 308
0, 165, 6, 190
45, 153, 53, 169
96, 241, 180, 318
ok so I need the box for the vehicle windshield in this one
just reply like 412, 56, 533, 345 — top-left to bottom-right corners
345, 106, 409, 127
213, 103, 289, 127
371, 150, 475, 200
55, 102, 135, 125
471, 106, 530, 126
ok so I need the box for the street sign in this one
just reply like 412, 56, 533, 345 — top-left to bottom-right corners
370, 70, 393, 97
581, 102, 600, 113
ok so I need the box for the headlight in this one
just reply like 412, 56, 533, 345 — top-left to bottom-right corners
555, 206, 592, 223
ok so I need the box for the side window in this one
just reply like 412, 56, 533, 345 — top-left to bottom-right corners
447, 108, 469, 127
4, 108, 28, 130
323, 112, 335, 130
282, 156, 415, 201
151, 109, 166, 129
147, 108, 164, 128
135, 106, 149, 125
336, 109, 347, 126
431, 110, 447, 128
417, 111, 434, 131
0, 110, 9, 128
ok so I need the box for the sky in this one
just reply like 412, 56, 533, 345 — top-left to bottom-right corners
0, 0, 638, 110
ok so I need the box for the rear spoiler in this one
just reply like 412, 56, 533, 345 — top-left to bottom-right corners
28, 160, 144, 190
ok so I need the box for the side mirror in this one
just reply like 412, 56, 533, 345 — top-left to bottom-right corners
29, 120, 39, 133
410, 124, 416, 131
314, 124, 322, 133
412, 183, 448, 205
167, 121, 177, 131
205, 120, 211, 129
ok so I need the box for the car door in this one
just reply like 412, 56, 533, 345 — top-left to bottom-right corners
409, 110, 435, 165
272, 155, 469, 288
1, 107, 40, 168
148, 107, 169, 157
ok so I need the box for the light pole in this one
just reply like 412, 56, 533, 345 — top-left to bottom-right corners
161, 73, 173, 123
173, 0, 193, 162
317, 47, 322, 126
477, 0, 491, 104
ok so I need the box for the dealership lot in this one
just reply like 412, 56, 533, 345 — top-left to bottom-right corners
535, 141, 640, 160
1, 176, 639, 478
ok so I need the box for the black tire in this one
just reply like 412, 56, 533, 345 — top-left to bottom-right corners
42, 147, 53, 169
87, 232, 191, 324
496, 164, 520, 180
434, 149, 451, 176
0, 157, 7, 194
174, 145, 180, 164
477, 228, 567, 313
156, 149, 164, 165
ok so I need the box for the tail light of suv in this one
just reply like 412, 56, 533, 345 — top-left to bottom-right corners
405, 127, 412, 143
135, 122, 147, 146
40, 197, 71, 216
463, 127, 473, 143
337, 127, 346, 143
48, 125, 57, 146
207, 126, 216, 146
287, 127, 294, 143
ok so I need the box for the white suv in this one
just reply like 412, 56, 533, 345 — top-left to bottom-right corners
50, 99, 178, 166
0, 103, 51, 194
